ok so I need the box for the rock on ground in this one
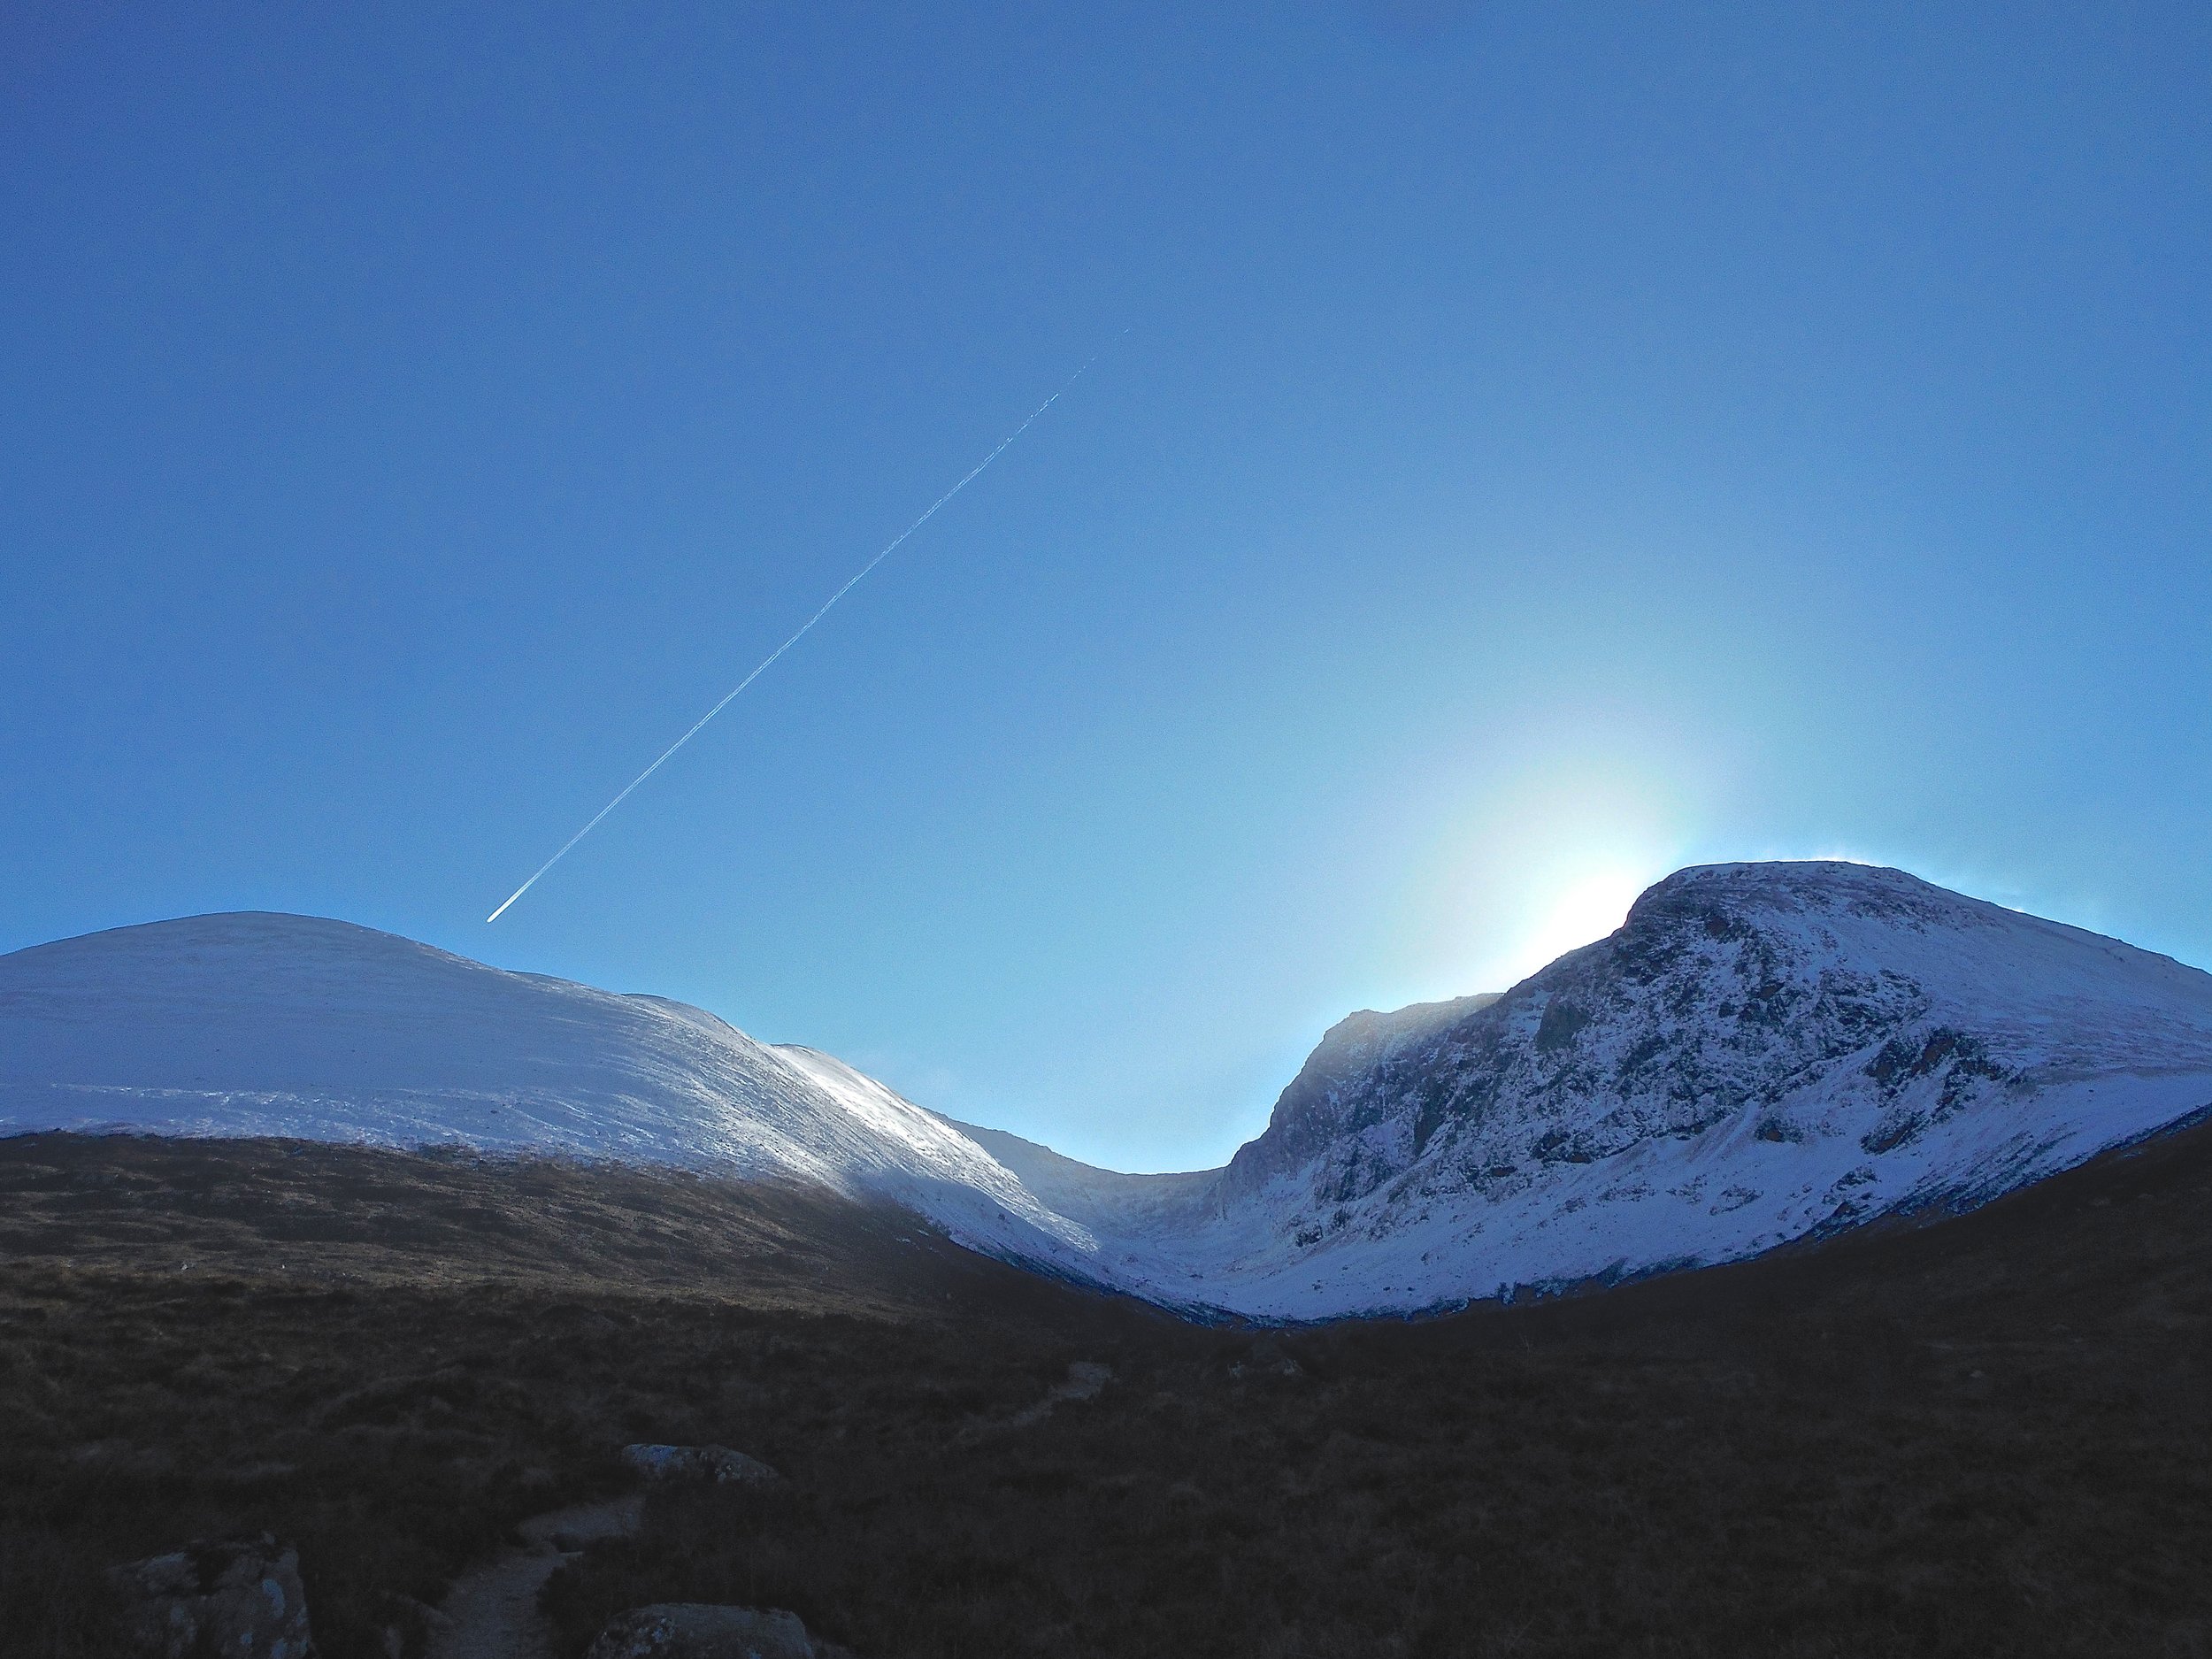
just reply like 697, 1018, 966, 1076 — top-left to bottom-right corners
110, 1533, 313, 1659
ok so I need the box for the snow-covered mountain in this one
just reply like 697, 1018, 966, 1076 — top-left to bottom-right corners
1119, 861, 2212, 1316
0, 912, 1105, 1278
7, 863, 2212, 1320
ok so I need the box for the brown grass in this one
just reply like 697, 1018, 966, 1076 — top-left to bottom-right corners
4, 1126, 2212, 1657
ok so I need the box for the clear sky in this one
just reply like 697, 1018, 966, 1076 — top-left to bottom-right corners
4, 4, 2210, 1171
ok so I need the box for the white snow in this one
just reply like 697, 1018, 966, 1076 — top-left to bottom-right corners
7, 864, 2212, 1321
0, 912, 1098, 1275
1074, 862, 2212, 1317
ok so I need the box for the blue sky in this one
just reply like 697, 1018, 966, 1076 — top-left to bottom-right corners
4, 4, 2210, 1170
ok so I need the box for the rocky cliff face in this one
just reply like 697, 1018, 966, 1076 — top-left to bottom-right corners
1229, 862, 2045, 1210
1123, 862, 2212, 1315
1218, 994, 1501, 1204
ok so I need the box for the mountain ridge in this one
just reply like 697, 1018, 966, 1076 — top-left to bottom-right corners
0, 910, 1108, 1281
1154, 861, 2212, 1314
7, 863, 2212, 1318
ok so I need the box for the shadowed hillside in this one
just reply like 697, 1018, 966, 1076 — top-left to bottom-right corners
6, 1124, 2212, 1656
0, 1132, 1091, 1314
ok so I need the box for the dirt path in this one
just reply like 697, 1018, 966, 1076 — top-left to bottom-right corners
426, 1494, 641, 1659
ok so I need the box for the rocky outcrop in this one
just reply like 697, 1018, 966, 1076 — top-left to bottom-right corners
586, 1603, 854, 1659
1226, 864, 2212, 1225
110, 1534, 313, 1659
1097, 860, 2212, 1317
620, 1443, 779, 1485
1218, 993, 1501, 1200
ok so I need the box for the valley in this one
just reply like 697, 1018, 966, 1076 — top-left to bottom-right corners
7, 1125, 2212, 1657
11, 862, 2212, 1319
10, 861, 2212, 1655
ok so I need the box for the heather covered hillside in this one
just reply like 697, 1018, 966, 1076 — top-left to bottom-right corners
9, 1125, 2212, 1657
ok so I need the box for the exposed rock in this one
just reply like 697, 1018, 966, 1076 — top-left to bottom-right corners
620, 1442, 779, 1485
586, 1602, 853, 1659
110, 1533, 313, 1659
1167, 860, 2212, 1316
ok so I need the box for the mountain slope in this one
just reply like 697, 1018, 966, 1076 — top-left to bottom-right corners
8, 864, 2212, 1322
935, 1117, 1216, 1235
16, 1113, 2212, 1659
1115, 861, 2212, 1316
0, 912, 1102, 1276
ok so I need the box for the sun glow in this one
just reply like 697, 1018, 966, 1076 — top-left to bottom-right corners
1382, 740, 1712, 1006
1500, 866, 1651, 985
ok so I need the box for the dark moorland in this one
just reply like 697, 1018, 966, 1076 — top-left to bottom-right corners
4, 1125, 2212, 1658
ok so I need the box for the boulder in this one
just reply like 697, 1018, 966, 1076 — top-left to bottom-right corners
586, 1602, 852, 1659
110, 1533, 313, 1659
619, 1442, 778, 1485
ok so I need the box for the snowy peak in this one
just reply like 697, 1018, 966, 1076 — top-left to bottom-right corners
0, 911, 1102, 1275
1243, 860, 2212, 1202
1167, 861, 2212, 1316
1, 910, 775, 1097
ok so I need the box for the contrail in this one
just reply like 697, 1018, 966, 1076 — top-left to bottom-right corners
487, 357, 1098, 923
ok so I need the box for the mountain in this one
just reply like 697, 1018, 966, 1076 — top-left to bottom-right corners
1115, 861, 2212, 1316
0, 911, 1103, 1279
6, 864, 2212, 1320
